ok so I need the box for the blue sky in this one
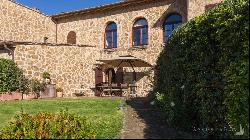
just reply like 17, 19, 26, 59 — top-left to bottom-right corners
16, 0, 122, 15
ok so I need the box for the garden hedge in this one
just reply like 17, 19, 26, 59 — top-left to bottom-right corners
0, 58, 28, 93
154, 0, 249, 138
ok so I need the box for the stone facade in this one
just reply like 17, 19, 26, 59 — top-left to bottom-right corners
14, 45, 99, 96
0, 0, 56, 43
56, 0, 188, 47
188, 0, 224, 20
53, 0, 188, 96
0, 0, 224, 97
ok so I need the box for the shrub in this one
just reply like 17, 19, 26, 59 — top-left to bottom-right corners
28, 79, 45, 97
42, 72, 51, 79
0, 110, 96, 139
56, 87, 63, 92
0, 58, 28, 93
154, 0, 249, 138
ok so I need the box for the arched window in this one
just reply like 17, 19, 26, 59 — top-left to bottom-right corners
133, 18, 148, 46
163, 14, 182, 42
105, 22, 117, 49
67, 31, 76, 44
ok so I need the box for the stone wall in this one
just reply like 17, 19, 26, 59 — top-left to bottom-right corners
188, 0, 224, 20
14, 45, 99, 96
0, 0, 225, 97
53, 0, 188, 97
56, 0, 188, 47
0, 0, 56, 43
13, 44, 156, 97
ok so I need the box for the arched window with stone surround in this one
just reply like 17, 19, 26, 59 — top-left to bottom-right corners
105, 22, 117, 49
67, 31, 76, 44
163, 14, 182, 43
132, 18, 148, 46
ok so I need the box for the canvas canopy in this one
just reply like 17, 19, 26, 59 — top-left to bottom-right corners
97, 55, 152, 70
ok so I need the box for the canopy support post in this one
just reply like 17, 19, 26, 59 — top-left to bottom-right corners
128, 61, 137, 81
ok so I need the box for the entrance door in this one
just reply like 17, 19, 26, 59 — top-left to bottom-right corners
116, 67, 123, 84
105, 68, 116, 84
95, 67, 103, 96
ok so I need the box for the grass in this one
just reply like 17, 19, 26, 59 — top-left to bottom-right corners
0, 98, 124, 139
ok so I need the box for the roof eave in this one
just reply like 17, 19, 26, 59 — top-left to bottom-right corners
51, 0, 159, 20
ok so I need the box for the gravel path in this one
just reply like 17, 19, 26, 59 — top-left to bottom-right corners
120, 98, 201, 139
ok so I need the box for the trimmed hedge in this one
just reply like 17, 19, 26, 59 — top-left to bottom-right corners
0, 58, 28, 93
0, 110, 96, 139
154, 0, 249, 138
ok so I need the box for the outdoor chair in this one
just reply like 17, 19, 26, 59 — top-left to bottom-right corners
101, 83, 111, 96
129, 83, 138, 98
111, 83, 121, 96
120, 83, 129, 97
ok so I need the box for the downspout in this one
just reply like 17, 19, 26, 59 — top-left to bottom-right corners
51, 18, 58, 44
3, 44, 14, 61
55, 21, 58, 43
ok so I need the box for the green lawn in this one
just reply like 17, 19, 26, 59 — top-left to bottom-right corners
0, 98, 124, 139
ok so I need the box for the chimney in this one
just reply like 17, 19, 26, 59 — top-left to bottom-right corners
32, 7, 40, 12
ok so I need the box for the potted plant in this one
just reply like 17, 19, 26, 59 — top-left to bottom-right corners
56, 87, 64, 98
42, 72, 51, 84
29, 79, 45, 99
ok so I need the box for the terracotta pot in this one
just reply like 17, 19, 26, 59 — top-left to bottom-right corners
57, 92, 63, 98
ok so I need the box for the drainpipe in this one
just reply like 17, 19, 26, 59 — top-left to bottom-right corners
51, 18, 58, 44
3, 44, 14, 61
55, 21, 58, 44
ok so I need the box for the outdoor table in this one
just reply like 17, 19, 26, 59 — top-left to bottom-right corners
97, 85, 111, 96
97, 84, 124, 97
97, 83, 138, 97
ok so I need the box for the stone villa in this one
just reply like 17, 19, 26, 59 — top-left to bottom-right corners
0, 0, 223, 97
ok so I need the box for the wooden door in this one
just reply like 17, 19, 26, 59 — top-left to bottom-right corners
116, 67, 123, 84
95, 67, 103, 96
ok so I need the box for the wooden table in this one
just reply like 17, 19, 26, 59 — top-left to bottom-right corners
97, 86, 120, 96
97, 84, 138, 97
97, 85, 111, 96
